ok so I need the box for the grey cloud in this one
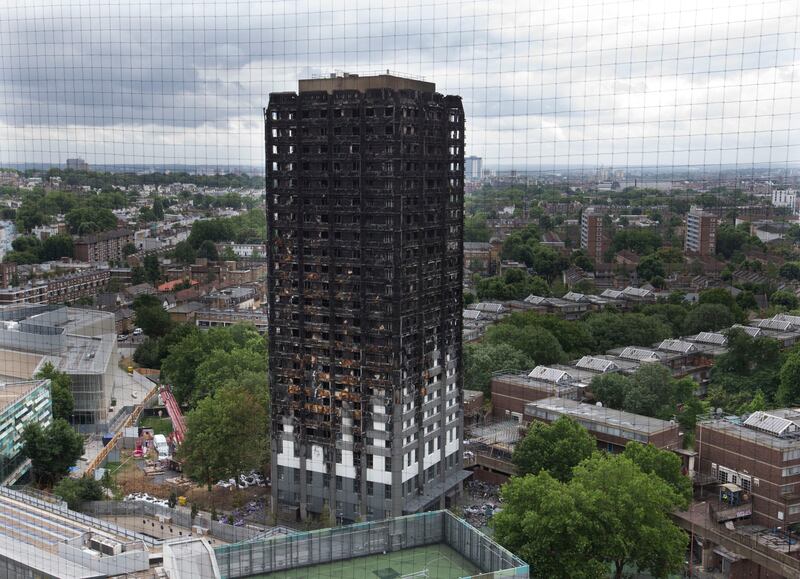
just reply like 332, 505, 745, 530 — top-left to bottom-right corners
0, 0, 798, 168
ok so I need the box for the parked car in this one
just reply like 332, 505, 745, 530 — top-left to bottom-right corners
133, 327, 143, 336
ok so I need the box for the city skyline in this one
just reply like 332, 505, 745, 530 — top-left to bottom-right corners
0, 0, 798, 172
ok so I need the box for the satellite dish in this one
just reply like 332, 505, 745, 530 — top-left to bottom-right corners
595, 401, 603, 407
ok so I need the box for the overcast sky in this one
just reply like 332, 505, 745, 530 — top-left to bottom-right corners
1, 0, 799, 173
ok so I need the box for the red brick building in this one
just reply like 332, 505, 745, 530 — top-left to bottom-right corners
696, 410, 800, 529
524, 397, 682, 452
74, 229, 133, 263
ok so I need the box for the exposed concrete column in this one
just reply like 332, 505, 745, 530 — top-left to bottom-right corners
701, 539, 716, 571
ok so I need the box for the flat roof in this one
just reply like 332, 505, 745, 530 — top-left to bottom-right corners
700, 413, 800, 449
0, 380, 46, 413
0, 535, 102, 579
491, 372, 579, 397
60, 334, 114, 375
0, 349, 45, 380
298, 73, 435, 94
525, 396, 678, 436
252, 543, 478, 579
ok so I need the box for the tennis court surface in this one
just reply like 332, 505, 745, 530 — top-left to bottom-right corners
252, 543, 480, 579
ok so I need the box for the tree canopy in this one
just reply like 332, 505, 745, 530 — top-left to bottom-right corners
179, 384, 268, 490
160, 324, 268, 406
53, 476, 104, 510
463, 342, 532, 397
35, 362, 74, 421
494, 453, 688, 579
23, 419, 84, 486
512, 417, 596, 481
591, 364, 698, 428
133, 294, 172, 338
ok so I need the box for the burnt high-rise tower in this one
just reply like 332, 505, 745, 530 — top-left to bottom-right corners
266, 73, 466, 522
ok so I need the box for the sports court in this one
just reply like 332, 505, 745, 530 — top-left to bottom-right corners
253, 543, 480, 579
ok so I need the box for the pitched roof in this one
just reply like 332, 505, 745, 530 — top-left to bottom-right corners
561, 292, 587, 302
619, 347, 662, 362
524, 294, 548, 305
694, 332, 727, 345
528, 365, 573, 384
600, 289, 624, 299
657, 339, 698, 354
575, 356, 618, 373
744, 411, 800, 437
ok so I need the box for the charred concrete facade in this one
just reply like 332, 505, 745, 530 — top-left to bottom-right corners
266, 74, 466, 523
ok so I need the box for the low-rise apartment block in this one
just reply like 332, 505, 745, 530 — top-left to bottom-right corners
74, 229, 133, 263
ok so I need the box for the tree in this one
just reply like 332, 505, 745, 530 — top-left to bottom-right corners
193, 347, 268, 403
623, 364, 693, 420
161, 324, 267, 405
65, 206, 118, 234
589, 373, 631, 409
780, 262, 800, 280
683, 303, 735, 334
716, 224, 750, 259
610, 229, 662, 255
40, 234, 74, 261
53, 476, 104, 510
133, 300, 172, 338
197, 239, 219, 261
122, 242, 137, 256
708, 328, 783, 410
22, 419, 85, 486
621, 442, 691, 506
172, 241, 197, 264
636, 254, 665, 282
571, 454, 688, 579
698, 287, 744, 321
35, 362, 74, 421
463, 342, 532, 397
143, 253, 161, 285
130, 265, 146, 285
494, 455, 687, 579
464, 213, 491, 242
641, 303, 689, 336
778, 351, 800, 406
736, 290, 758, 311
179, 385, 268, 490
476, 272, 550, 301
512, 417, 596, 481
152, 196, 165, 220
583, 312, 672, 352
133, 337, 163, 369
591, 364, 696, 425
492, 472, 603, 579
484, 324, 565, 366
771, 290, 799, 310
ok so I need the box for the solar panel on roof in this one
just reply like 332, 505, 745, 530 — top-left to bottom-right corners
528, 365, 573, 383
575, 356, 618, 373
731, 324, 761, 337
775, 313, 800, 327
524, 295, 547, 304
561, 292, 586, 302
744, 411, 800, 437
619, 347, 661, 362
695, 332, 727, 345
657, 339, 697, 353
758, 318, 793, 331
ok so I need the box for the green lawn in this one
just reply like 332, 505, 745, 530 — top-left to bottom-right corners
139, 416, 174, 436
253, 544, 480, 579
